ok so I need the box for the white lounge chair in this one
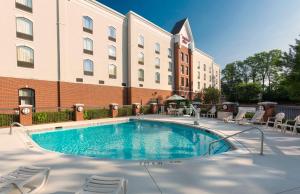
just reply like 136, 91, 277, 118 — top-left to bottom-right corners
240, 110, 266, 125
76, 175, 127, 194
206, 106, 217, 118
224, 110, 247, 123
0, 183, 23, 194
266, 112, 285, 129
0, 166, 50, 194
278, 115, 300, 134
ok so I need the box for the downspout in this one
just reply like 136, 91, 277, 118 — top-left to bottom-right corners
56, 0, 61, 108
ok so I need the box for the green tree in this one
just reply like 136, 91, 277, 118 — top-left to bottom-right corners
236, 83, 262, 103
203, 87, 220, 104
221, 62, 242, 101
283, 37, 300, 101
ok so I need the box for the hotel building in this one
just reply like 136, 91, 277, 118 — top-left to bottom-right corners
0, 0, 221, 110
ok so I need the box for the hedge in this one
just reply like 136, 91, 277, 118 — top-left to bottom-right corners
118, 105, 133, 117
84, 108, 110, 120
33, 110, 74, 124
0, 114, 18, 127
141, 105, 151, 114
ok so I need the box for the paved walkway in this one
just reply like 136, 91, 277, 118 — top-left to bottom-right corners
1, 115, 300, 194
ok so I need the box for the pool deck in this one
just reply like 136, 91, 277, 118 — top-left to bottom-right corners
1, 115, 300, 194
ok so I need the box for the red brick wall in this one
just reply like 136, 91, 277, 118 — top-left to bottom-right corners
59, 82, 127, 108
128, 87, 173, 105
0, 76, 58, 110
174, 43, 193, 100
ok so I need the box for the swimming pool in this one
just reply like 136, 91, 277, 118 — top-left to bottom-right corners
30, 120, 231, 160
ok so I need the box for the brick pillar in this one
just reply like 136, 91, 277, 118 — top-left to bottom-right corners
74, 104, 84, 121
132, 103, 141, 115
150, 103, 158, 114
258, 102, 277, 122
222, 102, 238, 114
19, 105, 33, 126
110, 103, 119, 118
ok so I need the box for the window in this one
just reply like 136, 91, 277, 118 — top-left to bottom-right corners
83, 38, 93, 55
109, 64, 117, 79
204, 64, 206, 71
16, 17, 33, 40
185, 54, 189, 63
155, 57, 160, 69
16, 0, 32, 12
181, 77, 184, 86
108, 45, 116, 60
19, 88, 35, 108
181, 52, 184, 61
198, 82, 200, 90
108, 26, 116, 41
186, 78, 189, 87
209, 75, 212, 82
197, 71, 200, 79
138, 35, 144, 48
155, 72, 160, 83
17, 46, 34, 68
209, 67, 212, 73
83, 59, 93, 76
181, 65, 184, 74
197, 62, 200, 69
204, 73, 206, 81
168, 48, 172, 58
155, 43, 160, 54
168, 75, 172, 85
186, 67, 189, 75
138, 52, 144, 65
83, 16, 93, 33
204, 83, 206, 89
138, 69, 144, 81
168, 62, 172, 72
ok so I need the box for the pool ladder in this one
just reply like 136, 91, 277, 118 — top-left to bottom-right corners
10, 122, 29, 135
208, 126, 264, 155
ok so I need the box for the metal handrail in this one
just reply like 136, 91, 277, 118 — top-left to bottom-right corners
208, 126, 264, 155
9, 122, 28, 135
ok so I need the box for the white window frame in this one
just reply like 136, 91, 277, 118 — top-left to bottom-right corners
108, 26, 116, 40
83, 16, 93, 31
108, 64, 117, 79
16, 17, 33, 36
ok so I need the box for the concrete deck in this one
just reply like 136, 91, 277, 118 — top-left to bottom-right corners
1, 115, 300, 194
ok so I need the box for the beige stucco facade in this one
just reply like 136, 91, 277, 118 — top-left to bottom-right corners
0, 0, 221, 109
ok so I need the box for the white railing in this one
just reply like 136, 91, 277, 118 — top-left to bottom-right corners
9, 122, 28, 135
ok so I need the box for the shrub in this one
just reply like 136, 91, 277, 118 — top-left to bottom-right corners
118, 105, 133, 117
203, 87, 221, 104
0, 114, 18, 127
84, 108, 110, 120
245, 112, 255, 119
141, 105, 151, 114
33, 110, 74, 124
236, 82, 262, 103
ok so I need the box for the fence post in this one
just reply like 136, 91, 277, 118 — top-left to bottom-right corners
19, 105, 33, 126
110, 103, 119, 118
132, 103, 141, 115
74, 104, 84, 121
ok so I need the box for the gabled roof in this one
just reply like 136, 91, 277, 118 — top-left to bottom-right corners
171, 18, 188, 34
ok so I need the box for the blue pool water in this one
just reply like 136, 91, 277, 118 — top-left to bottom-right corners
31, 120, 231, 160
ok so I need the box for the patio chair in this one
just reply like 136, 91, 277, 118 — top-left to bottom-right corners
0, 166, 50, 194
266, 112, 285, 129
76, 175, 128, 194
240, 110, 266, 125
224, 110, 247, 123
278, 115, 300, 134
206, 106, 217, 118
176, 108, 184, 116
0, 183, 23, 194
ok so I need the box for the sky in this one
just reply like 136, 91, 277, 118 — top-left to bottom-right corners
98, 0, 300, 69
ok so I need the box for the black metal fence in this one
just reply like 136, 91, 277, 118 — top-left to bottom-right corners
32, 107, 74, 124
276, 105, 300, 120
0, 109, 19, 127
